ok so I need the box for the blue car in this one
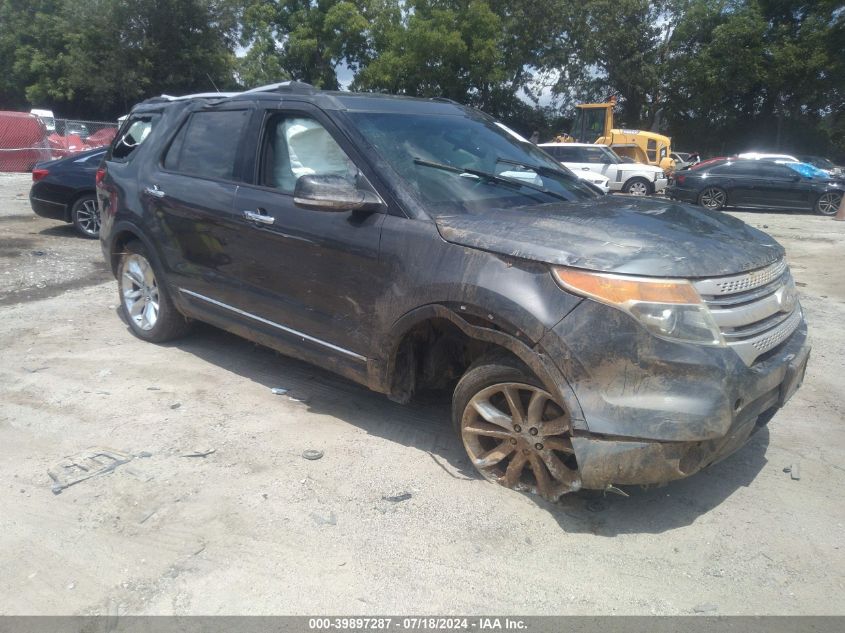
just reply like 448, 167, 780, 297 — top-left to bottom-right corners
29, 147, 105, 237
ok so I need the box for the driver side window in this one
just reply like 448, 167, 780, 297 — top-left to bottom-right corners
260, 114, 358, 193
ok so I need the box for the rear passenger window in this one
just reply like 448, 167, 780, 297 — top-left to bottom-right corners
712, 162, 760, 176
164, 110, 249, 180
583, 148, 608, 164
556, 147, 579, 161
759, 164, 793, 178
110, 114, 159, 162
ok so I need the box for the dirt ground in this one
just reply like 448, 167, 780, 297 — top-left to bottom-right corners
1, 171, 843, 616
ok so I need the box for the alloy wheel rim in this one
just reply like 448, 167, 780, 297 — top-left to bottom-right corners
700, 188, 725, 209
629, 181, 648, 196
76, 199, 100, 235
817, 193, 841, 216
121, 254, 159, 331
461, 382, 581, 500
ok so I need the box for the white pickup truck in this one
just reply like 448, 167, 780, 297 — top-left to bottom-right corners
540, 142, 668, 195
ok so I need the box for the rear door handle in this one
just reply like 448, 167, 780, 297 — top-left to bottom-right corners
243, 209, 275, 225
144, 185, 166, 198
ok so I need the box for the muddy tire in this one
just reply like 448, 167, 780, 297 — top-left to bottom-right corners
452, 355, 580, 500
814, 191, 842, 216
70, 194, 100, 238
117, 240, 191, 343
623, 177, 652, 196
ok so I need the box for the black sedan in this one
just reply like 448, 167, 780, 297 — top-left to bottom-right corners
666, 159, 843, 215
30, 147, 105, 237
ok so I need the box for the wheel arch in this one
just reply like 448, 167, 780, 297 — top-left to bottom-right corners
372, 303, 585, 426
66, 189, 97, 222
698, 184, 729, 208
816, 188, 843, 214
622, 175, 653, 194
106, 220, 161, 277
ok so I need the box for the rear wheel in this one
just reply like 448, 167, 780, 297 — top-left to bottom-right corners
815, 191, 842, 216
624, 177, 651, 196
452, 357, 581, 500
698, 186, 727, 210
71, 194, 100, 238
117, 240, 191, 343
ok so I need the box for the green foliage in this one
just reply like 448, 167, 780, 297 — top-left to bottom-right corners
239, 0, 372, 90
0, 0, 841, 158
0, 0, 239, 118
352, 1, 504, 105
662, 0, 844, 157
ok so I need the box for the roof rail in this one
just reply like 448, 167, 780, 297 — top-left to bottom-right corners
154, 81, 317, 103
430, 97, 461, 105
242, 80, 316, 95
156, 92, 240, 101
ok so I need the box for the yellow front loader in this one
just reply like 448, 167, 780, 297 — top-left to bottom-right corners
558, 97, 675, 172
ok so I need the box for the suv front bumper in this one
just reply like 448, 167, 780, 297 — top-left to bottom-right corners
538, 300, 810, 489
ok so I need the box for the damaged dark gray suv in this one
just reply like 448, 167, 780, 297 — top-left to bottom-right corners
98, 82, 810, 500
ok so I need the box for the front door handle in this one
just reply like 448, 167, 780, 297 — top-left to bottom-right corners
243, 209, 275, 225
144, 185, 166, 198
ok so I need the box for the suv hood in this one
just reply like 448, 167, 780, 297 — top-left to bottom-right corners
434, 196, 784, 278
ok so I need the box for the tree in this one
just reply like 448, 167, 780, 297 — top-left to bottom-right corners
0, 0, 239, 118
352, 1, 504, 106
239, 0, 372, 89
0, 0, 66, 109
663, 0, 845, 156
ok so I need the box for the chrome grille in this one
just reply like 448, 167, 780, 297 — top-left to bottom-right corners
694, 259, 787, 296
693, 259, 802, 366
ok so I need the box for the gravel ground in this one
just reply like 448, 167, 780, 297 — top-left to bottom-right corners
1, 172, 843, 615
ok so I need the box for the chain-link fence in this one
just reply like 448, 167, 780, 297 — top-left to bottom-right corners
0, 114, 119, 172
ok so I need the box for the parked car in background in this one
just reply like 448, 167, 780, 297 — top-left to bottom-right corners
797, 155, 843, 178
84, 126, 118, 148
47, 132, 86, 159
0, 111, 51, 171
572, 169, 610, 193
737, 152, 798, 163
63, 121, 91, 140
97, 83, 809, 500
539, 142, 668, 195
666, 158, 843, 215
687, 156, 728, 170
30, 108, 56, 133
671, 151, 701, 170
30, 147, 105, 237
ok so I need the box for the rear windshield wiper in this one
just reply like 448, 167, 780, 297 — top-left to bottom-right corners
413, 158, 571, 202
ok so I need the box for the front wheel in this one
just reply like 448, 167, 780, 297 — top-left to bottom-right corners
71, 194, 100, 238
452, 356, 581, 500
698, 186, 727, 210
815, 191, 842, 216
117, 240, 191, 343
623, 177, 651, 196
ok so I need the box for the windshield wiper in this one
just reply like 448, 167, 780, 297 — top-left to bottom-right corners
413, 158, 570, 202
495, 156, 570, 177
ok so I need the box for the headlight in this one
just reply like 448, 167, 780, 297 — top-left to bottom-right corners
552, 267, 724, 346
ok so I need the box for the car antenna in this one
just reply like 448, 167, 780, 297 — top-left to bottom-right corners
206, 74, 220, 93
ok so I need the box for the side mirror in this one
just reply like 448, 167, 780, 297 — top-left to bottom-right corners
293, 174, 385, 212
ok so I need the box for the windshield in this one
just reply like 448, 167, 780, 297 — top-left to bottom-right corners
600, 146, 624, 165
570, 108, 606, 144
348, 111, 597, 213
